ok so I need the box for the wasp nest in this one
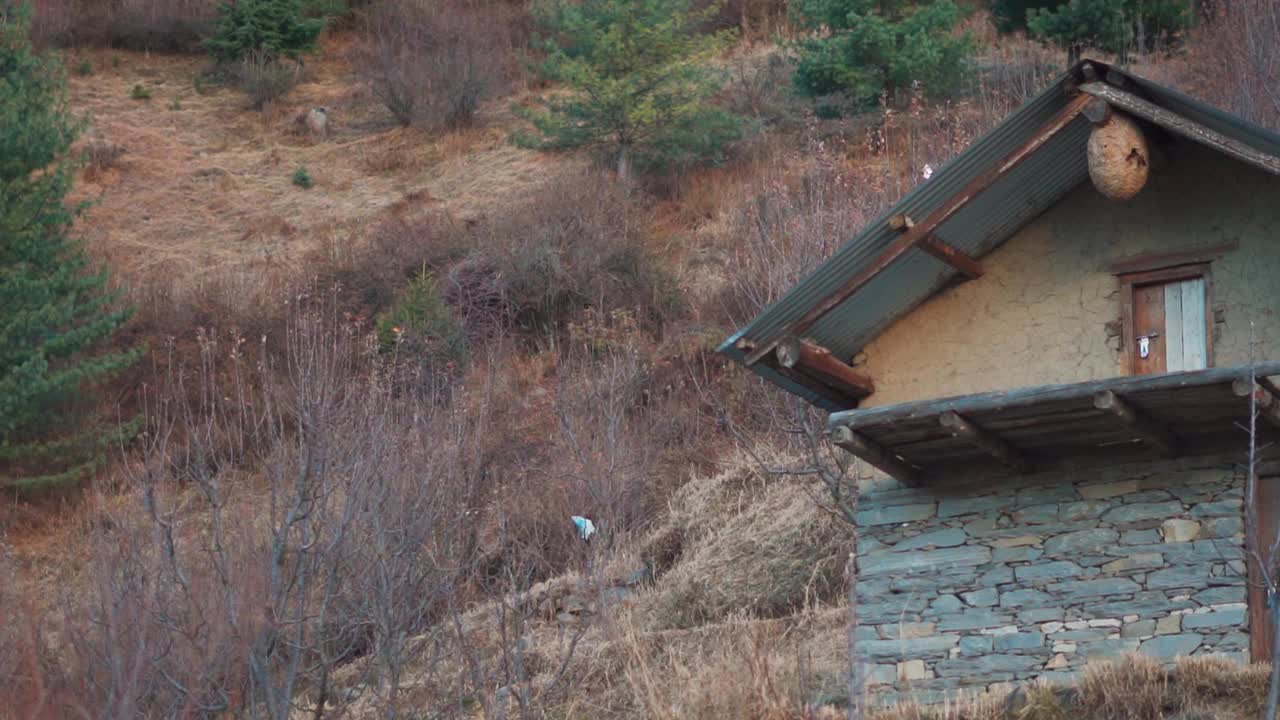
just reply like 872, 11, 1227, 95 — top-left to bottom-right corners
1088, 111, 1149, 200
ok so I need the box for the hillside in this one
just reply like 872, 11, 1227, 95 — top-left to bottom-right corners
2, 0, 1278, 716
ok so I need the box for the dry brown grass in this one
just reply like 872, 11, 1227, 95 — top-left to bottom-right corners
872, 655, 1270, 720
634, 453, 848, 630
63, 39, 568, 327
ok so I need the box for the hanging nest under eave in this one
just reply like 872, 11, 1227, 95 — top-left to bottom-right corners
1088, 110, 1150, 201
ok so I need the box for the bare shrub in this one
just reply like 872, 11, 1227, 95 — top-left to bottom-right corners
362, 0, 513, 129
473, 169, 678, 336
29, 0, 74, 48
232, 50, 302, 110
0, 300, 497, 718
31, 0, 215, 50
104, 0, 216, 52
1155, 0, 1280, 131
81, 139, 126, 181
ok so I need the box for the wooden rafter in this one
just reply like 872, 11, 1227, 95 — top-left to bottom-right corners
829, 426, 921, 487
887, 214, 984, 279
939, 411, 1033, 473
1093, 390, 1179, 457
741, 92, 1093, 367
918, 236, 985, 279
1233, 378, 1280, 430
775, 337, 875, 398
1079, 82, 1280, 176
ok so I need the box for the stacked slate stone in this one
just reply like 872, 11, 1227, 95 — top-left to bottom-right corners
853, 457, 1249, 706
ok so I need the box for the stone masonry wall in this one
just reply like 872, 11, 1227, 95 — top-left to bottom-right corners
855, 456, 1249, 705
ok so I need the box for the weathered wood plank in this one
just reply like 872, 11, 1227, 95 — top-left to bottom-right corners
741, 92, 1094, 366
1079, 82, 1280, 176
939, 411, 1033, 473
1094, 390, 1179, 457
1108, 240, 1239, 274
829, 426, 922, 487
1182, 277, 1207, 370
1164, 281, 1186, 372
828, 362, 1280, 434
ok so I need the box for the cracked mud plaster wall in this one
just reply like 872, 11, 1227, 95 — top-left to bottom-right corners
857, 142, 1280, 408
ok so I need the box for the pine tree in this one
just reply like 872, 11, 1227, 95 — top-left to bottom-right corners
206, 0, 327, 64
1027, 0, 1190, 62
793, 0, 973, 106
515, 0, 742, 178
0, 1, 138, 490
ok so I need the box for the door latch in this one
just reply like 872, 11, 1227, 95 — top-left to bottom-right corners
1137, 332, 1160, 359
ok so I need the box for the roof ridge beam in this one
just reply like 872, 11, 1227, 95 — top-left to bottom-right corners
939, 411, 1034, 473
829, 426, 922, 487
742, 91, 1093, 366
1093, 390, 1179, 457
1079, 81, 1280, 176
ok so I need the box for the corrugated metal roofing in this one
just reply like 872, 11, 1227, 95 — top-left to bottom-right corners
719, 60, 1280, 412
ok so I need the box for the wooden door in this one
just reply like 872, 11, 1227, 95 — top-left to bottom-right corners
1251, 474, 1279, 663
1130, 278, 1208, 375
1132, 284, 1167, 374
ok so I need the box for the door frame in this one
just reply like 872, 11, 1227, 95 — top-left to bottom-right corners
1117, 263, 1214, 376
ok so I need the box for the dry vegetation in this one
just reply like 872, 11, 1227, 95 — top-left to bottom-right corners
4, 0, 1280, 716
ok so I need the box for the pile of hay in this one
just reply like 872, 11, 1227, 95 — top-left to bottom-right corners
636, 457, 849, 630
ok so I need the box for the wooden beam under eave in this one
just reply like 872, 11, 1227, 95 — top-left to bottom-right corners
939, 411, 1033, 473
1093, 390, 1179, 457
830, 426, 922, 487
776, 337, 875, 398
741, 92, 1093, 367
1079, 82, 1280, 176
918, 235, 984, 279
1233, 378, 1280, 431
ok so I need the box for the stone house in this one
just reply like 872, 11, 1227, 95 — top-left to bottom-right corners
719, 60, 1280, 703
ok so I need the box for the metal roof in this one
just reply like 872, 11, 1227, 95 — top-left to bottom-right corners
719, 60, 1280, 411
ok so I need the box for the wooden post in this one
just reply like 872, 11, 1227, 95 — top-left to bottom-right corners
938, 411, 1033, 473
1093, 390, 1179, 457
776, 337, 875, 398
830, 425, 922, 487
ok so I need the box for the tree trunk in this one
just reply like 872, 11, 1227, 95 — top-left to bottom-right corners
616, 146, 630, 180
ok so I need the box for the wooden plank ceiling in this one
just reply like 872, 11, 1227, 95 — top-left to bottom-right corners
827, 363, 1280, 486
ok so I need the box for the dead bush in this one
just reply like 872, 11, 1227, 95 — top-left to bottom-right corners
472, 169, 680, 337
81, 139, 126, 181
0, 301, 500, 718
361, 0, 514, 129
1150, 0, 1280, 131
231, 50, 302, 110
31, 0, 215, 51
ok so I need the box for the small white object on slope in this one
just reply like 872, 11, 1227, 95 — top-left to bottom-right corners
571, 516, 596, 541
